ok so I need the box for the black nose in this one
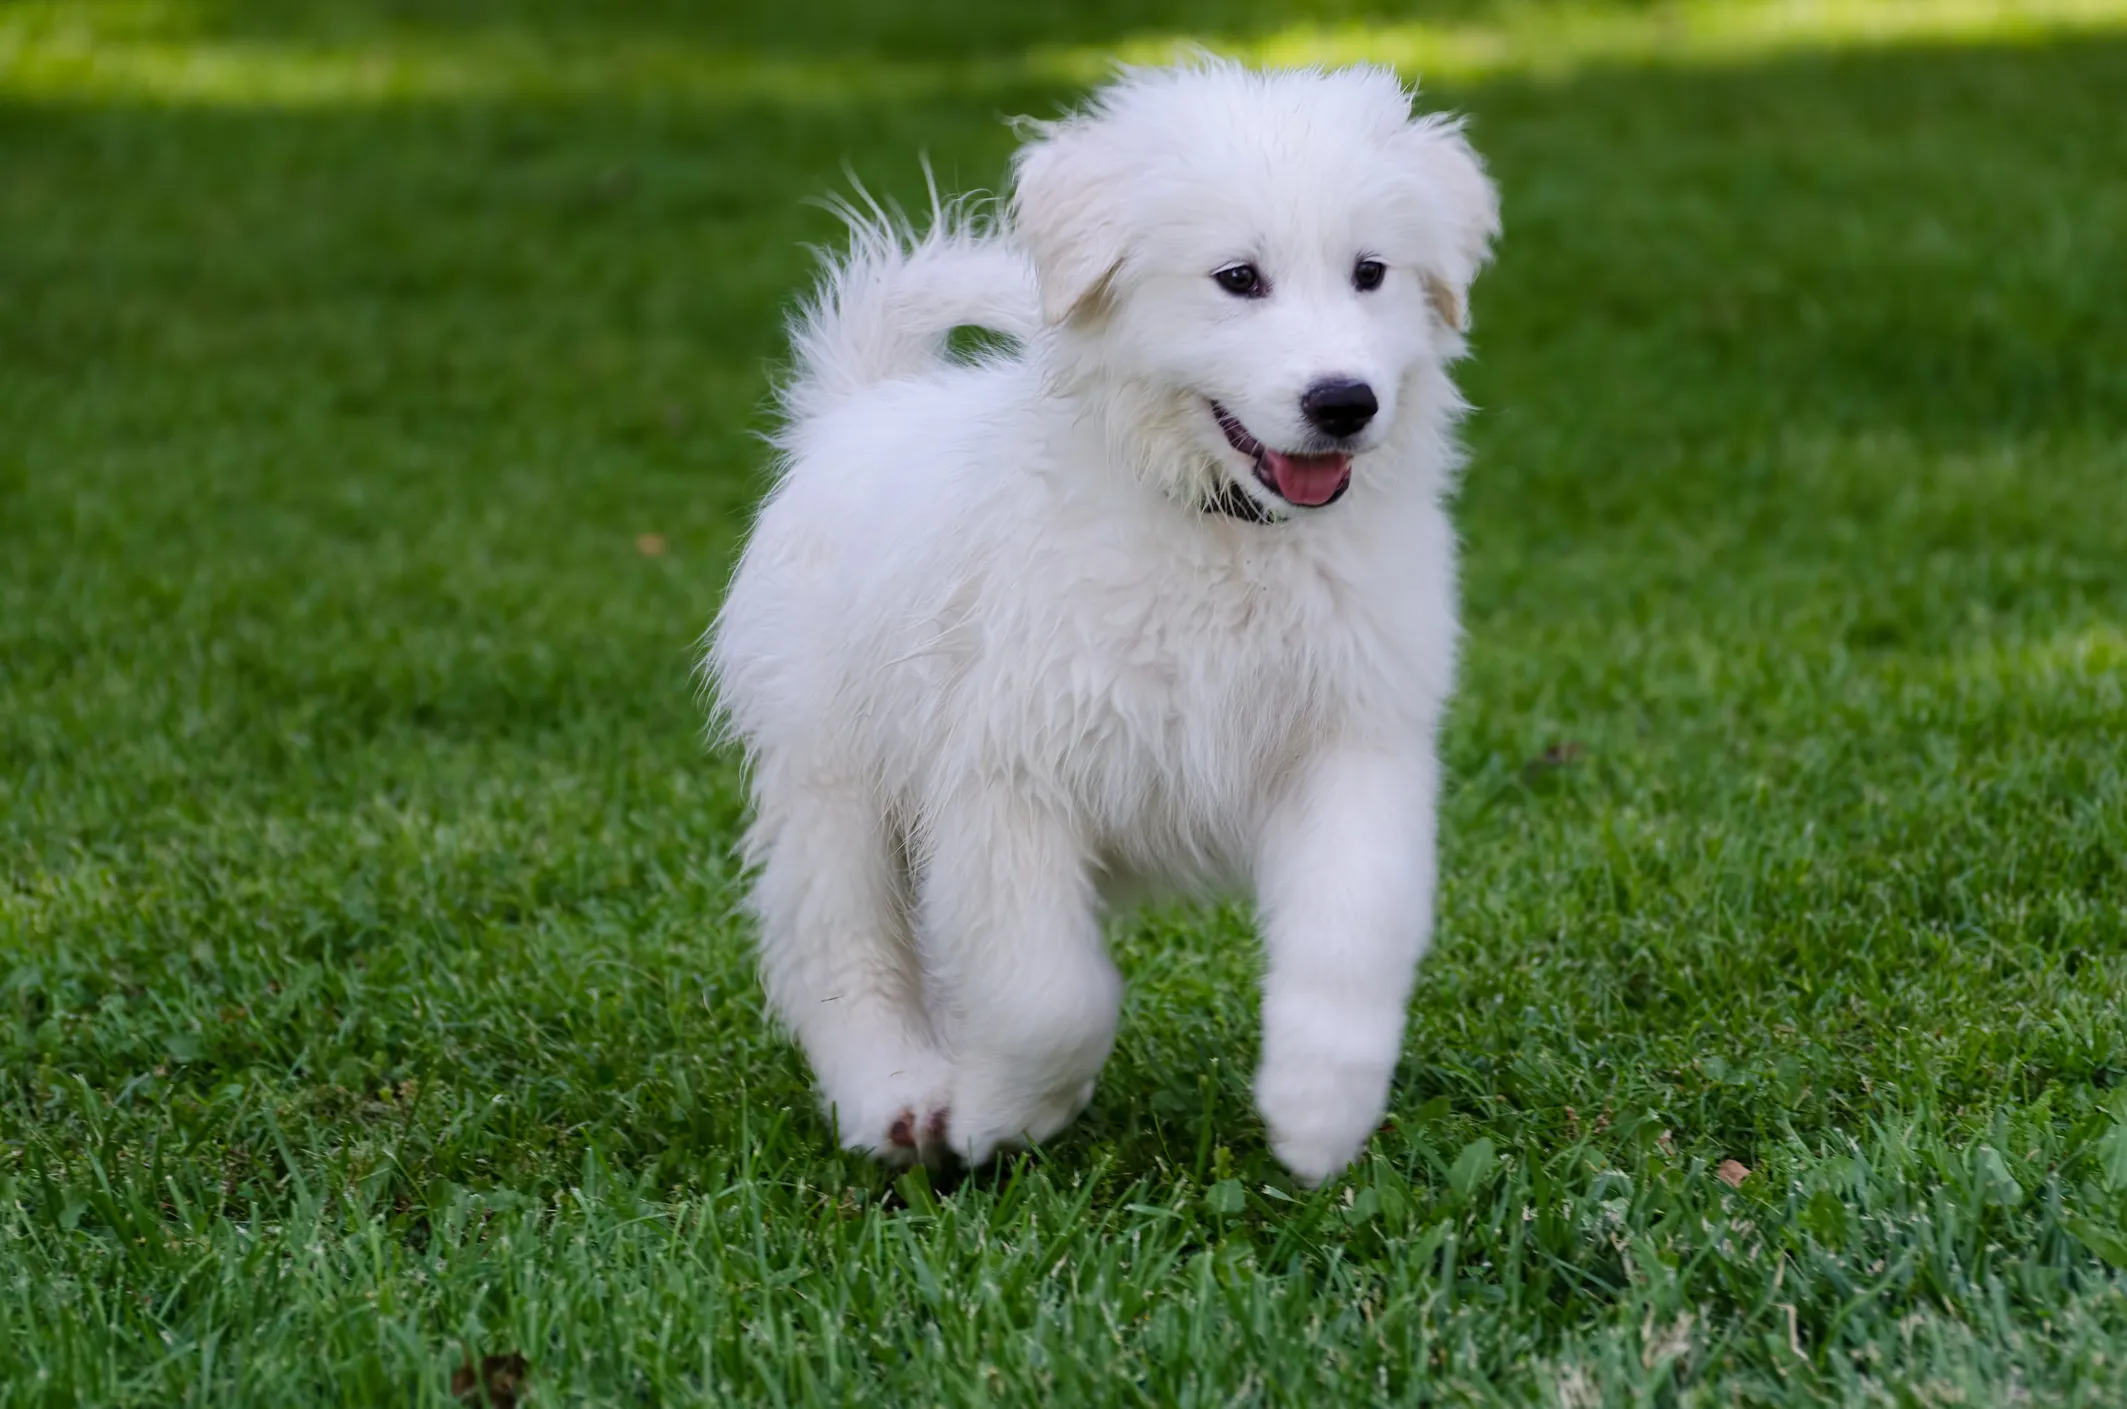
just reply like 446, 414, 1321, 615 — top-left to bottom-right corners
1300, 379, 1378, 439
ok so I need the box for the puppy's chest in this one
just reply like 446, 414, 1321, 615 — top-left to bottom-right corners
1044, 562, 1333, 772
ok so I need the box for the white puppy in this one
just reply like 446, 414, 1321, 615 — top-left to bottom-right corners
707, 59, 1498, 1186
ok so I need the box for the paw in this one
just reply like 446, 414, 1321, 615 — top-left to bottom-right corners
1255, 1058, 1390, 1188
944, 1070, 1098, 1167
820, 1050, 955, 1169
880, 1102, 955, 1169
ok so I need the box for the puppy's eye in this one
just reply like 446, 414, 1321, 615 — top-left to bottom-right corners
1352, 258, 1386, 293
1213, 264, 1264, 297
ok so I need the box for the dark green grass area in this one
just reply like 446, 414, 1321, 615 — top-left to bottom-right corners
6, 1, 2127, 1402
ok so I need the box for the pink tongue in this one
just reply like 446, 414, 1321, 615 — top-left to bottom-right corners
1264, 450, 1351, 507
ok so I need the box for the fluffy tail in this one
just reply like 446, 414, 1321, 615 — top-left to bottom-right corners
777, 182, 1041, 429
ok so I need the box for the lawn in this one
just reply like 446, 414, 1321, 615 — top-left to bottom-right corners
4, 1, 2126, 1403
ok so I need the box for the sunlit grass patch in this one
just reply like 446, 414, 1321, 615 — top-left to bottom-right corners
1087, 0, 2127, 82
8, 0, 2127, 106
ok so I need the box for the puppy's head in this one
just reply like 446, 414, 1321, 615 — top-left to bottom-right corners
1012, 61, 1499, 515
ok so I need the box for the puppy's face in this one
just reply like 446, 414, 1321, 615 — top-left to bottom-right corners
1014, 63, 1499, 514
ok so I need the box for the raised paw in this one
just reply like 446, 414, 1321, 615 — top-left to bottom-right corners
1255, 1056, 1392, 1188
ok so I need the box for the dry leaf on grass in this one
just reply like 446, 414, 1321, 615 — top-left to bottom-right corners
635, 533, 667, 557
452, 1352, 528, 1409
1523, 741, 1585, 779
1716, 1158, 1751, 1188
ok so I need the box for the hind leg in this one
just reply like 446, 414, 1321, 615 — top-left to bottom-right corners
747, 774, 951, 1166
916, 793, 1120, 1164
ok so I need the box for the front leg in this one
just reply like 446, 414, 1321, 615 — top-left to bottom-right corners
1254, 746, 1438, 1186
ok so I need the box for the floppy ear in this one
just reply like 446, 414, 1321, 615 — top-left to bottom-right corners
1403, 115, 1500, 333
1011, 122, 1129, 326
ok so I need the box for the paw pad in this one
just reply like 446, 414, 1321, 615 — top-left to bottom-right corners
879, 1105, 953, 1166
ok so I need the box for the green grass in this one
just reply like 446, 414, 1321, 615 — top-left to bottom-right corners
5, 1, 2127, 1403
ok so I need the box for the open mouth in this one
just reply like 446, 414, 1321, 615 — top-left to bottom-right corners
1209, 403, 1352, 508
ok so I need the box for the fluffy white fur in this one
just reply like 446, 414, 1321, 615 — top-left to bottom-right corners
707, 60, 1499, 1186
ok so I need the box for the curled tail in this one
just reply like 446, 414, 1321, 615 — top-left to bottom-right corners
778, 184, 1041, 429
